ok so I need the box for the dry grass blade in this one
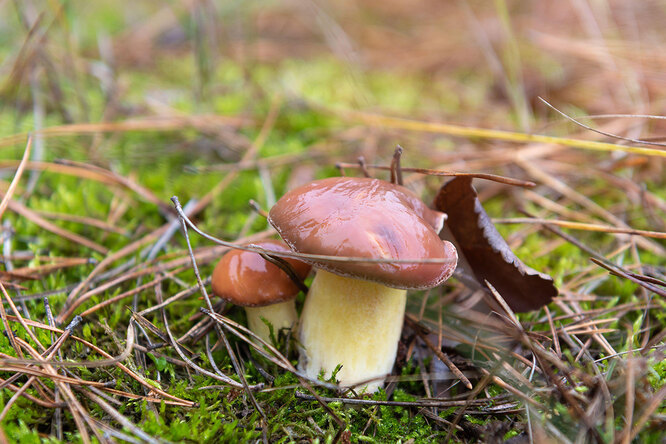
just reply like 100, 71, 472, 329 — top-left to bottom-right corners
328, 107, 666, 158
34, 209, 129, 235
0, 135, 32, 220
130, 310, 171, 346
138, 279, 207, 316
4, 257, 93, 280
539, 97, 666, 147
66, 266, 188, 320
1, 1, 664, 441
0, 194, 108, 254
201, 309, 346, 428
0, 365, 109, 386
493, 217, 666, 239
170, 196, 267, 410
335, 162, 536, 187
80, 389, 162, 444
404, 315, 473, 389
590, 258, 666, 297
0, 376, 64, 407
627, 273, 665, 287
0, 270, 38, 281
628, 384, 666, 441
0, 160, 119, 184
54, 159, 173, 214
0, 319, 134, 368
5, 314, 193, 405
517, 158, 665, 255
59, 222, 175, 323
1, 277, 95, 442
294, 391, 517, 408
97, 386, 192, 407
0, 115, 250, 148
0, 281, 46, 352
12, 338, 95, 443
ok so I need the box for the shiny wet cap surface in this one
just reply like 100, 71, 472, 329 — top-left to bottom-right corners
211, 239, 311, 306
268, 177, 457, 289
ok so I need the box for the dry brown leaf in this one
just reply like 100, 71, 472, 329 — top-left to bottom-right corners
434, 177, 557, 312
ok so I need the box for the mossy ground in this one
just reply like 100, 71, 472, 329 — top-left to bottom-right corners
1, 1, 665, 443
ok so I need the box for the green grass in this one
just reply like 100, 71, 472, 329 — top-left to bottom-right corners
1, 1, 665, 443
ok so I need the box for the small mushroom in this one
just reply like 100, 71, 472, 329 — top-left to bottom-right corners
269, 177, 458, 392
211, 239, 311, 345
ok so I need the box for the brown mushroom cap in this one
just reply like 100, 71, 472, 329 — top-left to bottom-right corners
268, 177, 458, 289
211, 239, 311, 307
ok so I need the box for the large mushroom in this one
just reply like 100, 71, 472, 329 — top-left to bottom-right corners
211, 239, 311, 344
268, 177, 458, 392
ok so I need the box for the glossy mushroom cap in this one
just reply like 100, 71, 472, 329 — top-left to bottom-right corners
268, 177, 457, 290
211, 239, 311, 307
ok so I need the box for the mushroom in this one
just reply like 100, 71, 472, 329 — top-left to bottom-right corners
211, 239, 311, 345
268, 177, 458, 392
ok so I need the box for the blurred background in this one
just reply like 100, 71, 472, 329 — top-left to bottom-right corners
2, 0, 664, 244
3, 0, 665, 146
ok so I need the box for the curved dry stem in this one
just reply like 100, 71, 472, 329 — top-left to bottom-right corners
172, 196, 457, 266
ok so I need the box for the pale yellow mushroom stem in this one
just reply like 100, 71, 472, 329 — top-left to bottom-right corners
298, 270, 407, 393
245, 300, 298, 345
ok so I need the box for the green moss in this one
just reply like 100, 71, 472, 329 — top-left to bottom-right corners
647, 357, 666, 390
0, 3, 663, 442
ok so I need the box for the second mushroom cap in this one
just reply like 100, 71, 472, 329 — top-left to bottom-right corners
211, 239, 311, 307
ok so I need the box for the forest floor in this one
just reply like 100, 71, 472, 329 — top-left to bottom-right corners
0, 1, 664, 442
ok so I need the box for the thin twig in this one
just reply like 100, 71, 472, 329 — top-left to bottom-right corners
293, 391, 516, 408
390, 145, 403, 185
335, 162, 536, 187
405, 316, 472, 390
171, 196, 267, 417
248, 199, 269, 218
0, 134, 32, 220
255, 250, 309, 294
357, 156, 370, 177
0, 193, 108, 254
172, 200, 456, 266
590, 258, 666, 297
